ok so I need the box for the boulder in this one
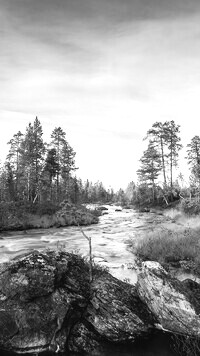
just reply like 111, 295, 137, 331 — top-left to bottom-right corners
0, 251, 91, 354
139, 207, 150, 213
97, 206, 108, 211
1, 252, 199, 355
0, 251, 155, 354
68, 272, 156, 354
137, 261, 200, 337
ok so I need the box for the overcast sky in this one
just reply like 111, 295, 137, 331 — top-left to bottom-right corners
1, 0, 200, 190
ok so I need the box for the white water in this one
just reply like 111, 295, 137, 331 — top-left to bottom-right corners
0, 205, 198, 286
0, 205, 166, 284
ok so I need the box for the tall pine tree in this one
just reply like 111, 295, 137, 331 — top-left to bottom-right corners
137, 141, 162, 202
145, 122, 168, 186
6, 131, 24, 198
20, 117, 45, 201
50, 127, 76, 201
164, 120, 182, 190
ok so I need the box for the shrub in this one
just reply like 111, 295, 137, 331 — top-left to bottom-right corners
135, 227, 200, 273
180, 199, 200, 215
27, 201, 59, 216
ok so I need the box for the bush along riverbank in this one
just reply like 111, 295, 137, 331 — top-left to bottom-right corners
0, 250, 199, 355
132, 202, 200, 278
0, 200, 100, 232
135, 227, 200, 274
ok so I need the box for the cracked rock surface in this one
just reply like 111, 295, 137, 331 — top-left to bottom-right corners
0, 250, 155, 354
137, 261, 200, 337
0, 251, 199, 355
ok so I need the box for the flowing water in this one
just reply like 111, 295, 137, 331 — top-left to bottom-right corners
0, 205, 184, 355
0, 205, 166, 284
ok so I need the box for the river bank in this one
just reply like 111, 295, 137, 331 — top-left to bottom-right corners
0, 201, 99, 232
129, 206, 200, 280
0, 204, 200, 355
0, 203, 198, 283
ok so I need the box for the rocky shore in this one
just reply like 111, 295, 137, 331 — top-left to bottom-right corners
0, 250, 199, 355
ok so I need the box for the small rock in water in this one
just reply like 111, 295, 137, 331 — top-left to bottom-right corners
97, 206, 109, 211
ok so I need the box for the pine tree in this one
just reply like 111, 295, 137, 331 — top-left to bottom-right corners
50, 127, 77, 201
20, 117, 45, 201
42, 148, 59, 201
6, 131, 24, 198
125, 181, 136, 203
137, 141, 162, 202
60, 141, 76, 199
187, 136, 200, 179
5, 162, 15, 200
146, 122, 168, 186
186, 135, 200, 199
50, 127, 66, 199
164, 120, 182, 190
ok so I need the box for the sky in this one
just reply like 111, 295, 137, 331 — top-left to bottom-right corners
1, 0, 200, 190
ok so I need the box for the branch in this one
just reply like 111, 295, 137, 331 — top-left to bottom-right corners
77, 222, 93, 282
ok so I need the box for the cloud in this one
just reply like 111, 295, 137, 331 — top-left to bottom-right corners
1, 0, 200, 189
3, 0, 200, 25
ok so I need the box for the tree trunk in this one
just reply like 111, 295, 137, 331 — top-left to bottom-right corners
160, 137, 166, 185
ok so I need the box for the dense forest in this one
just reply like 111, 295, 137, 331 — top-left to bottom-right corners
0, 117, 200, 211
0, 117, 114, 205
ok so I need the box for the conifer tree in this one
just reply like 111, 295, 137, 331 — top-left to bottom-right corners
187, 136, 200, 179
42, 148, 59, 201
164, 120, 182, 190
137, 140, 162, 202
6, 131, 24, 197
20, 117, 45, 201
50, 127, 76, 201
146, 122, 168, 186
186, 135, 200, 198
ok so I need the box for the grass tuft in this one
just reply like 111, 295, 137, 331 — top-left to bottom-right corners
135, 226, 200, 275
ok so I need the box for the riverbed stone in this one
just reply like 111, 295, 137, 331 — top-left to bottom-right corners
137, 261, 200, 337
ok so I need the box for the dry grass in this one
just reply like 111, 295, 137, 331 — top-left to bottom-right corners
163, 206, 200, 225
135, 225, 200, 274
163, 208, 182, 220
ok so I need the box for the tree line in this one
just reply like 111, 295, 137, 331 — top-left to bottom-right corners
1, 117, 199, 209
124, 120, 200, 206
0, 117, 114, 205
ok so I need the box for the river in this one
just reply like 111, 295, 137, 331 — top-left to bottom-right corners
0, 205, 180, 355
0, 205, 168, 284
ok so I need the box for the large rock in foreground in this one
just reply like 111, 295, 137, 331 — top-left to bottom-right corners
0, 251, 155, 354
1, 251, 199, 355
69, 272, 156, 354
137, 261, 200, 337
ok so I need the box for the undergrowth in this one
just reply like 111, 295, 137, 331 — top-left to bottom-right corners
134, 227, 200, 275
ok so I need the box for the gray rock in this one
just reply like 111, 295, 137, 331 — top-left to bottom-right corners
137, 261, 200, 337
0, 251, 155, 354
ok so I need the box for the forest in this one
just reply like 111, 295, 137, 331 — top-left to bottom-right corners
125, 120, 200, 212
0, 117, 200, 213
0, 117, 115, 206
